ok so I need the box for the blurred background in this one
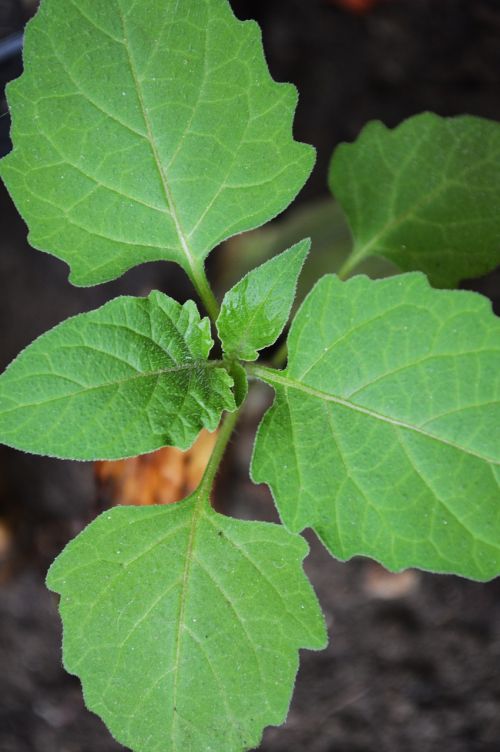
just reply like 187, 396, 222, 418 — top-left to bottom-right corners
1, 1, 500, 750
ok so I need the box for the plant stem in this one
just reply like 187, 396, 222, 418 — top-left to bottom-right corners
199, 408, 241, 497
245, 362, 276, 384
190, 263, 220, 323
337, 249, 364, 280
270, 339, 288, 369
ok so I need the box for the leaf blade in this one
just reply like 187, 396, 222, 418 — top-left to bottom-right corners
217, 239, 310, 361
0, 0, 313, 286
330, 113, 500, 286
0, 292, 235, 459
251, 273, 500, 580
46, 500, 326, 752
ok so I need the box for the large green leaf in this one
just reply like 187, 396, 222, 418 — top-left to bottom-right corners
46, 498, 326, 752
217, 239, 310, 361
330, 114, 500, 286
0, 0, 313, 287
251, 273, 500, 581
0, 292, 234, 459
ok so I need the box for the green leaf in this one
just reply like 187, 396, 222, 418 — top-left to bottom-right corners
251, 273, 500, 581
46, 498, 326, 752
0, 0, 313, 287
0, 292, 235, 460
217, 239, 310, 361
330, 113, 500, 286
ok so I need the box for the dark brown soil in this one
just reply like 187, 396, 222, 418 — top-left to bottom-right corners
1, 1, 500, 750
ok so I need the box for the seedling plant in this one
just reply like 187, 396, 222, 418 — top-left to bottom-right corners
0, 1, 499, 750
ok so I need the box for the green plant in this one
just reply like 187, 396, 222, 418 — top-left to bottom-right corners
1, 0, 499, 750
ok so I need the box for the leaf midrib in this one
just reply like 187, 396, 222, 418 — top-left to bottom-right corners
0, 361, 217, 417
348, 177, 449, 268
252, 365, 499, 466
116, 4, 198, 276
171, 494, 205, 751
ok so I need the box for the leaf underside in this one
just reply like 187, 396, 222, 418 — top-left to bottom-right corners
0, 292, 235, 459
330, 113, 500, 287
252, 273, 500, 581
0, 0, 313, 286
217, 239, 310, 361
47, 500, 326, 752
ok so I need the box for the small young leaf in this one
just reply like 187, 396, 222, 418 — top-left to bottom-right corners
330, 113, 500, 286
217, 239, 310, 361
0, 0, 313, 286
251, 273, 500, 581
0, 292, 235, 460
46, 499, 326, 752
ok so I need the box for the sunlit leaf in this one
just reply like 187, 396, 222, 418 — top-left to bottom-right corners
0, 292, 234, 459
0, 0, 313, 286
47, 497, 326, 752
252, 273, 500, 580
217, 240, 310, 361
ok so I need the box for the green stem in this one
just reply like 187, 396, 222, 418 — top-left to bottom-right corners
199, 408, 241, 496
270, 339, 288, 369
190, 263, 220, 323
245, 362, 277, 384
337, 249, 364, 280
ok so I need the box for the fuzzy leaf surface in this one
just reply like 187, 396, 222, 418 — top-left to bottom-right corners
0, 0, 313, 286
46, 499, 326, 752
252, 274, 500, 580
217, 239, 310, 361
330, 114, 500, 286
0, 292, 235, 459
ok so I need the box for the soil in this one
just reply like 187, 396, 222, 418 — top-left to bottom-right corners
1, 1, 500, 751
